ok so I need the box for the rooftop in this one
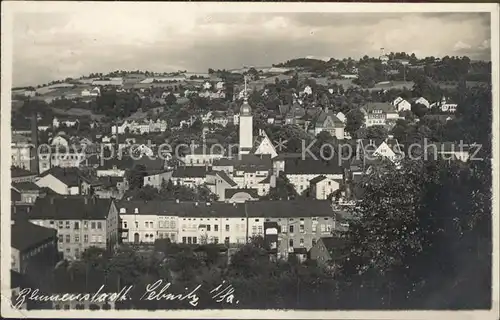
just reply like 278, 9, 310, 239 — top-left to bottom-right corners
30, 196, 113, 220
11, 220, 57, 252
284, 158, 345, 175
172, 166, 208, 178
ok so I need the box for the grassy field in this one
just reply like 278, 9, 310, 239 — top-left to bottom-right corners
52, 107, 104, 120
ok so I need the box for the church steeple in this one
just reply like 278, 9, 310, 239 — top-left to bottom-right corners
240, 75, 252, 116
239, 75, 253, 154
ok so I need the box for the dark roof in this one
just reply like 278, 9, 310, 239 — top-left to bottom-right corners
216, 171, 237, 187
309, 175, 328, 185
12, 182, 40, 191
172, 166, 207, 178
30, 196, 112, 220
314, 110, 344, 128
246, 200, 333, 218
225, 188, 260, 199
284, 158, 344, 175
39, 167, 90, 187
319, 236, 349, 259
11, 220, 57, 251
11, 167, 35, 178
117, 200, 333, 218
11, 188, 21, 201
274, 153, 306, 161
361, 102, 397, 114
214, 154, 272, 168
97, 157, 135, 170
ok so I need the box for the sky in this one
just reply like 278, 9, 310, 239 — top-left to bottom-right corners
10, 6, 492, 87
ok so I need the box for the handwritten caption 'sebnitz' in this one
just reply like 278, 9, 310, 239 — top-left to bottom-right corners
12, 280, 238, 309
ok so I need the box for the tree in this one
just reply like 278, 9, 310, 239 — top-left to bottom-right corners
165, 93, 177, 106
264, 172, 298, 200
411, 103, 428, 118
357, 125, 388, 140
345, 109, 365, 137
127, 164, 148, 189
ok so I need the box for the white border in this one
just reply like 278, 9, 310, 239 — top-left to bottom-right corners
1, 2, 499, 319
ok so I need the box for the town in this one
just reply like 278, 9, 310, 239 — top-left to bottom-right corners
10, 52, 492, 310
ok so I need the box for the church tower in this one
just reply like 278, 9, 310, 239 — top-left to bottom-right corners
239, 76, 253, 154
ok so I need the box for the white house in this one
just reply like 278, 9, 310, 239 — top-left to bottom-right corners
414, 97, 430, 108
171, 167, 208, 188
392, 97, 411, 112
35, 167, 90, 195
360, 102, 399, 127
336, 112, 346, 123
311, 109, 345, 139
284, 159, 344, 195
309, 176, 341, 200
53, 117, 78, 129
303, 86, 313, 96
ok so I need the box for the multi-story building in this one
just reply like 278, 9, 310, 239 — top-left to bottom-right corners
29, 195, 119, 260
11, 134, 32, 170
171, 166, 208, 188
248, 200, 335, 259
117, 201, 178, 244
360, 102, 399, 127
284, 158, 345, 195
11, 220, 59, 274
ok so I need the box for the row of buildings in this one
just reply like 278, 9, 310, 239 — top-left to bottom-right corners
12, 196, 351, 262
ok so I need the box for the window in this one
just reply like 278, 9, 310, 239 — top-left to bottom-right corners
187, 237, 192, 244
74, 248, 80, 258
84, 235, 88, 243
65, 221, 70, 229
74, 222, 80, 230
299, 225, 304, 233
97, 222, 102, 229
145, 221, 149, 228
326, 225, 332, 232
289, 225, 294, 233
170, 221, 175, 228
91, 235, 96, 243
258, 226, 263, 234
123, 221, 128, 229
252, 226, 257, 234
135, 221, 139, 228
207, 225, 211, 231
50, 220, 54, 225
320, 224, 326, 233
83, 221, 88, 229
214, 237, 219, 244
225, 225, 230, 232
300, 238, 304, 247
224, 237, 230, 245
91, 222, 96, 229
58, 235, 63, 243
65, 235, 70, 243
312, 224, 317, 232
98, 235, 103, 243
182, 237, 186, 243
289, 239, 294, 247
214, 225, 218, 231
193, 237, 197, 244
75, 235, 80, 243
159, 221, 163, 228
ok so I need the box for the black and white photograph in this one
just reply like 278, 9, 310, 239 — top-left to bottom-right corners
1, 2, 499, 319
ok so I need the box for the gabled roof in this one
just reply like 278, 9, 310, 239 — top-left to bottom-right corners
38, 167, 91, 187
319, 236, 348, 258
246, 200, 333, 218
309, 175, 328, 185
11, 221, 57, 251
12, 182, 40, 192
216, 171, 237, 187
30, 196, 113, 220
314, 110, 344, 128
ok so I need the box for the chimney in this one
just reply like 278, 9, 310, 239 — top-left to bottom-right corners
30, 112, 39, 174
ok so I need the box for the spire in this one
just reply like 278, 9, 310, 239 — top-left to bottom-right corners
244, 75, 248, 103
